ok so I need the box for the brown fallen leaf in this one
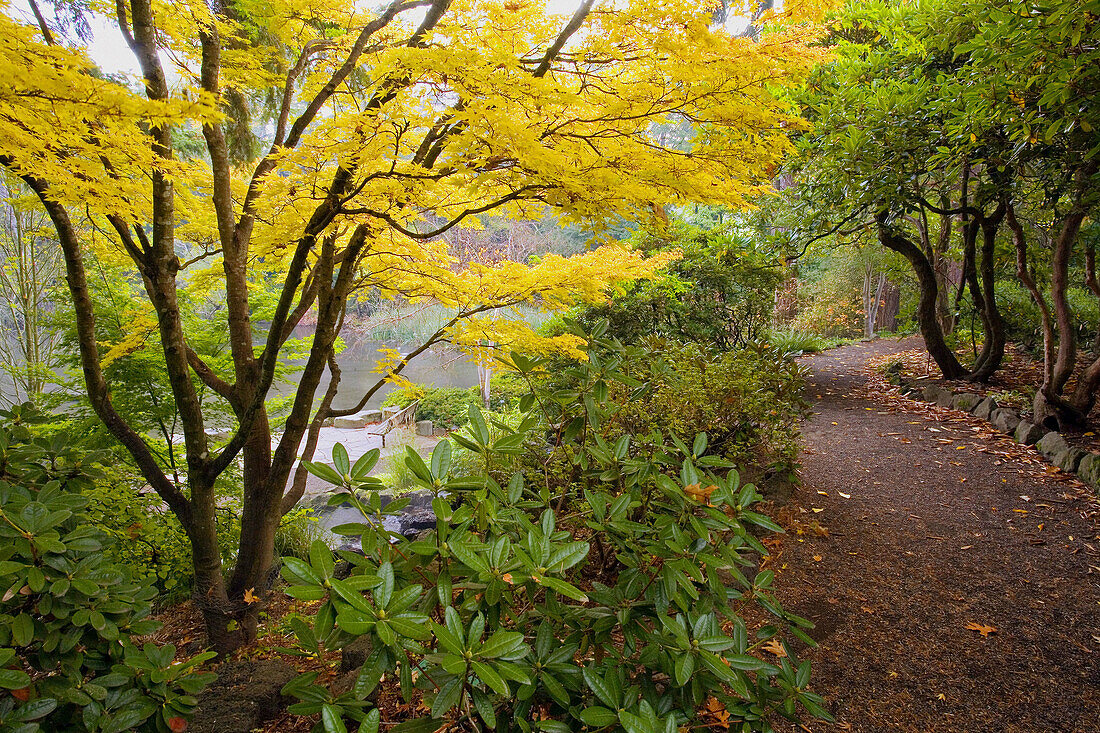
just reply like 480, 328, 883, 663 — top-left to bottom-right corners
965, 621, 997, 637
762, 639, 787, 657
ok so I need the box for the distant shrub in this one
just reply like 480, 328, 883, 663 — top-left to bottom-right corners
571, 223, 783, 350
609, 339, 808, 478
83, 475, 238, 602
384, 385, 478, 428
997, 280, 1099, 353
384, 376, 529, 430
768, 329, 836, 354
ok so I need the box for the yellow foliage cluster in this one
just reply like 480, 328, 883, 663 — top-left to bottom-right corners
1, 0, 830, 366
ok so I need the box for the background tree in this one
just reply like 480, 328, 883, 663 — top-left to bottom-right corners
0, 176, 62, 404
949, 0, 1100, 426
0, 0, 825, 651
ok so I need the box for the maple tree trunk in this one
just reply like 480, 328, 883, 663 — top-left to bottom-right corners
878, 216, 969, 379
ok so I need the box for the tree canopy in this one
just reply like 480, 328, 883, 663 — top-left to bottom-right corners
0, 0, 828, 650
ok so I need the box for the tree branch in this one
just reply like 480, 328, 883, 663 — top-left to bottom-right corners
533, 0, 596, 78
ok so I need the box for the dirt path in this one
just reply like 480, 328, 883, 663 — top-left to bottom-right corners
774, 338, 1100, 733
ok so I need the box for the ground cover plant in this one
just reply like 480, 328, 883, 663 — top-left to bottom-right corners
283, 335, 826, 731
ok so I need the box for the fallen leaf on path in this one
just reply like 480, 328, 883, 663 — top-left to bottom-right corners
838, 491, 851, 498
817, 491, 828, 496
812, 507, 824, 513
813, 555, 822, 562
965, 621, 997, 637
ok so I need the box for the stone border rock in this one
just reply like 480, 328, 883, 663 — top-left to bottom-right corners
888, 373, 1100, 495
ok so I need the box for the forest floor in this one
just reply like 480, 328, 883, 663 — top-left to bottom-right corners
772, 337, 1100, 732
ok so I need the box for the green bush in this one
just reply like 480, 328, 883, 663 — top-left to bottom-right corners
81, 466, 316, 601
767, 329, 837, 355
571, 223, 783, 350
609, 340, 808, 478
997, 280, 1100, 353
0, 405, 215, 732
384, 385, 478, 428
283, 334, 827, 732
384, 377, 528, 430
82, 474, 238, 602
525, 328, 808, 488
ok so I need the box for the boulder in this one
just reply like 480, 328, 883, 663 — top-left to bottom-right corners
991, 408, 1020, 434
334, 416, 369, 429
1057, 447, 1087, 473
922, 384, 947, 403
973, 397, 997, 421
1033, 432, 1085, 472
1076, 453, 1100, 490
340, 636, 374, 674
1015, 420, 1046, 446
952, 393, 982, 412
363, 409, 383, 422
1035, 431, 1070, 460
416, 420, 434, 436
900, 382, 922, 397
936, 390, 956, 408
191, 659, 297, 733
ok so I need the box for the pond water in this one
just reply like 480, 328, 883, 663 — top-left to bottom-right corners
272, 327, 480, 411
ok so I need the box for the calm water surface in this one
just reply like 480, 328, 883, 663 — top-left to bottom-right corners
273, 328, 479, 411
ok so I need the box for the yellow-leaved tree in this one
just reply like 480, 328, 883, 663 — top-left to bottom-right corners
0, 0, 825, 651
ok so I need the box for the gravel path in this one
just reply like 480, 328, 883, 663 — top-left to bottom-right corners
773, 338, 1100, 733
